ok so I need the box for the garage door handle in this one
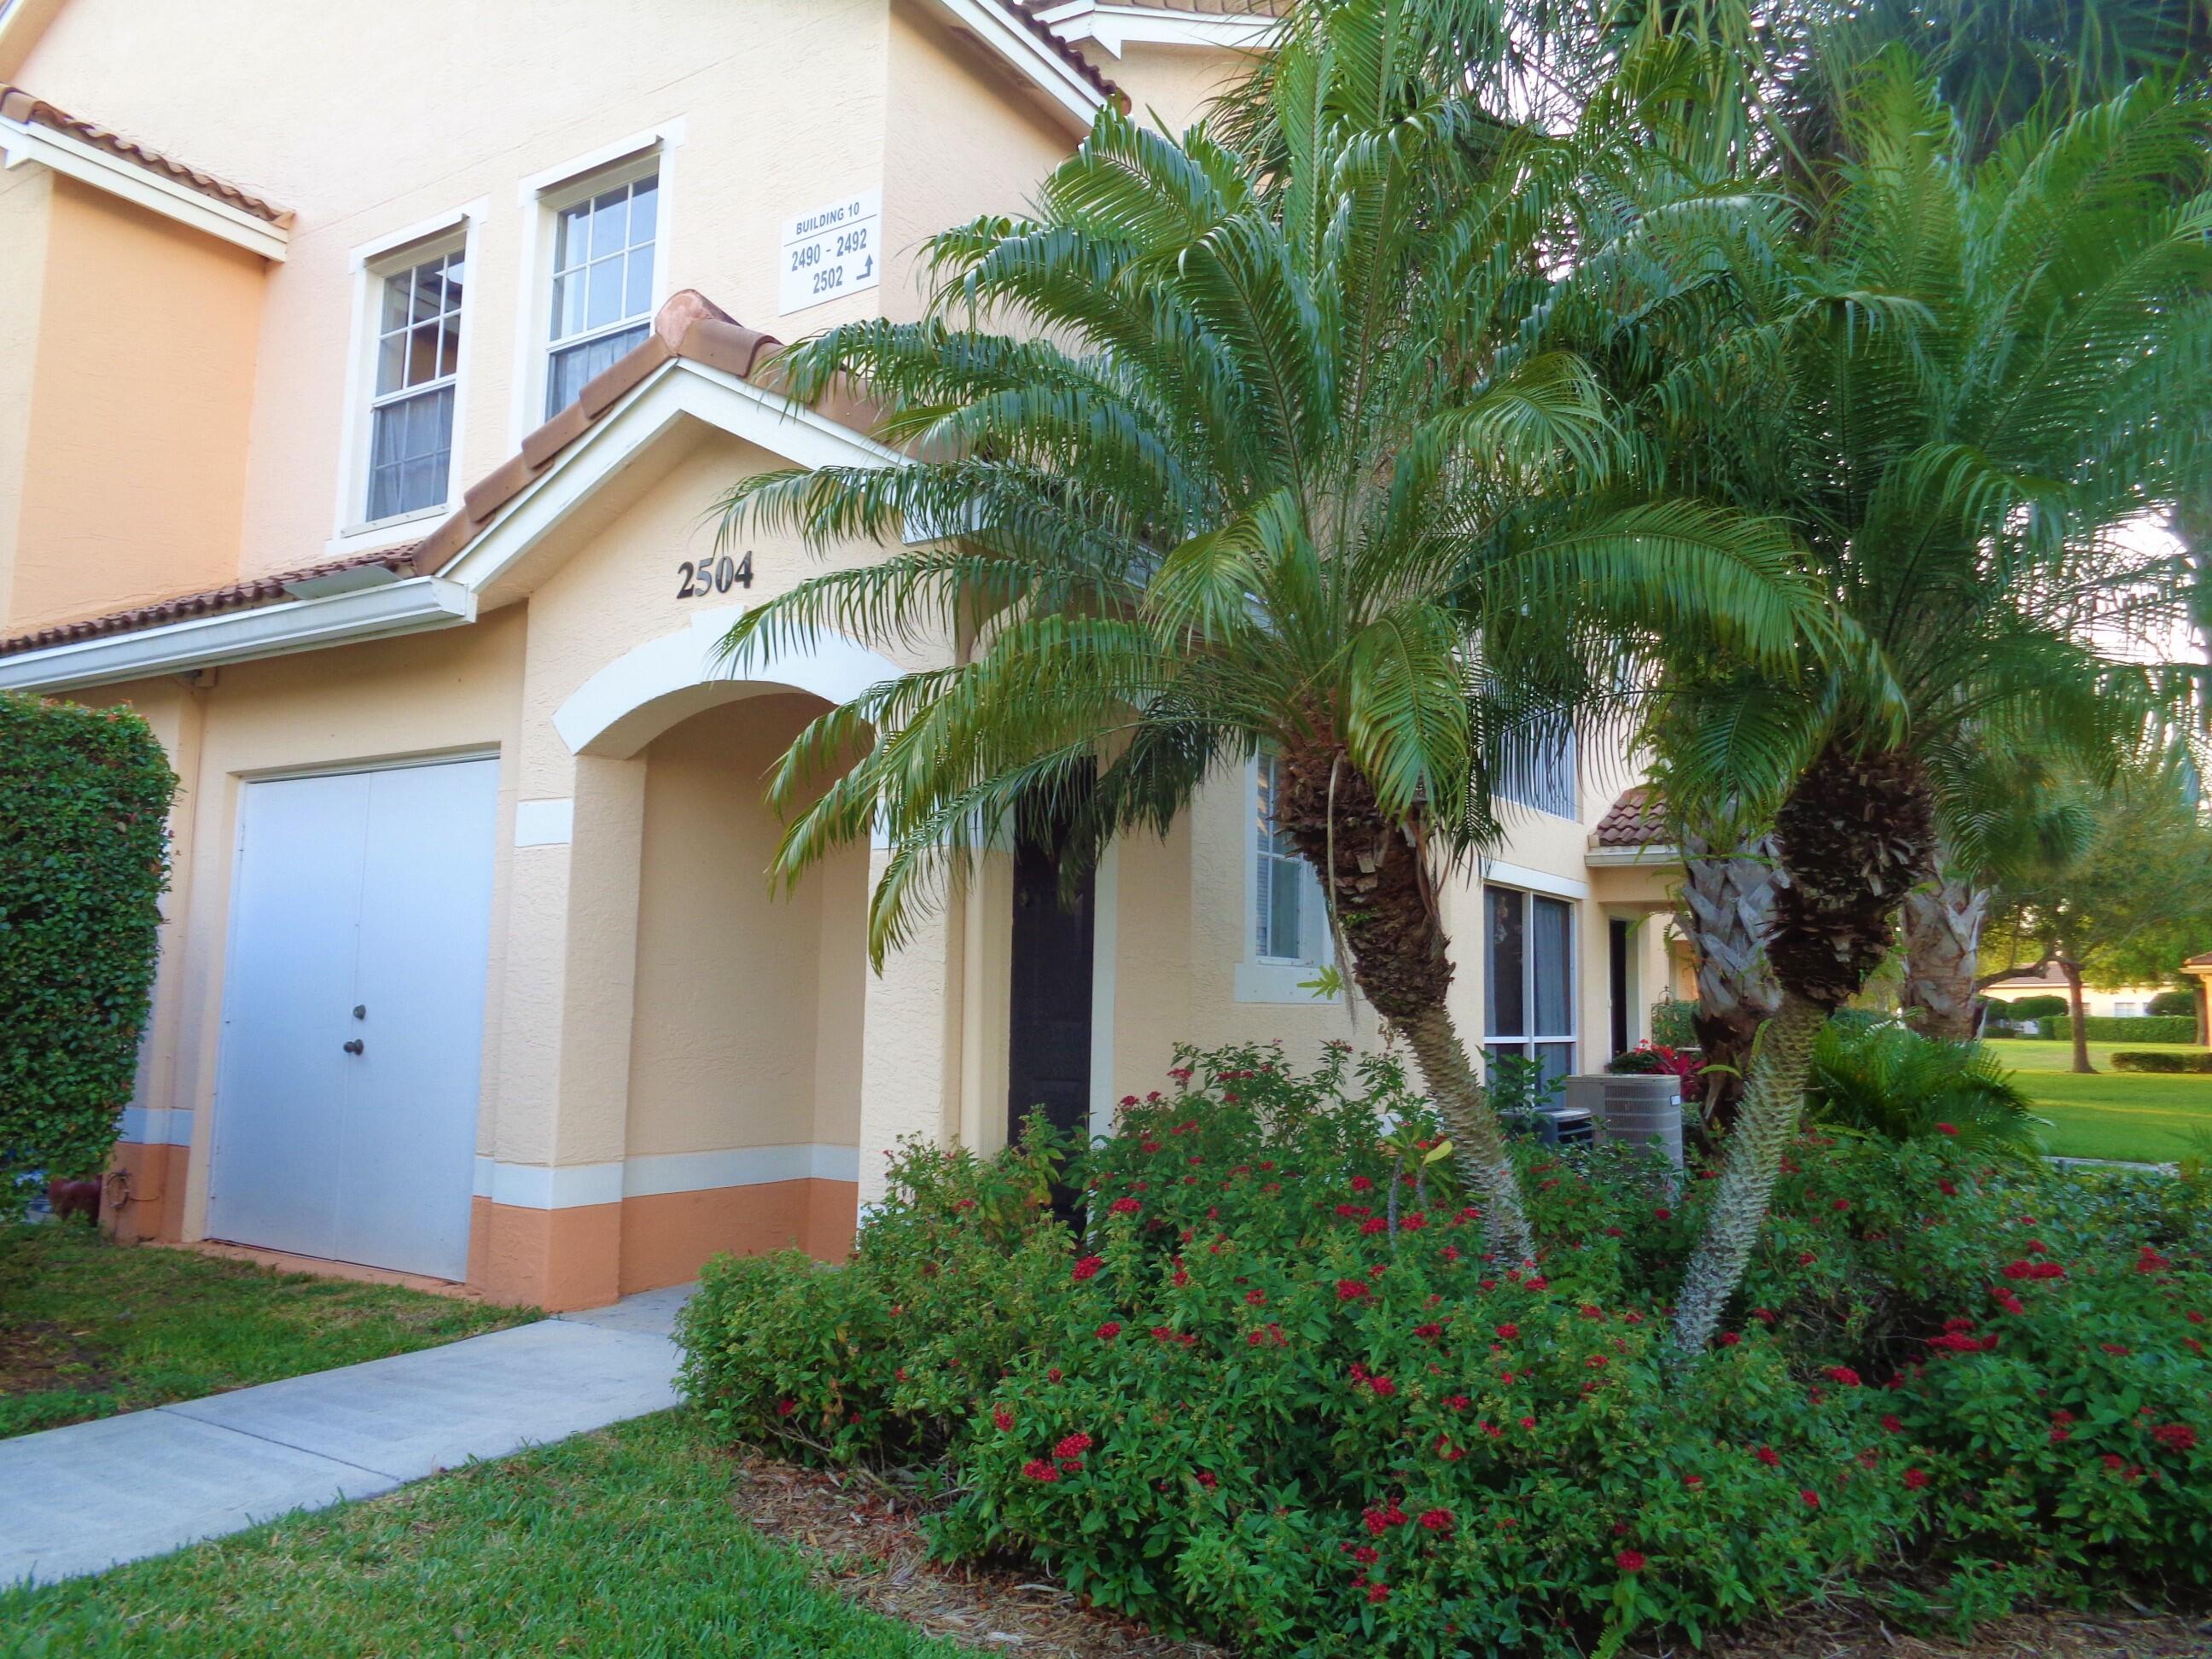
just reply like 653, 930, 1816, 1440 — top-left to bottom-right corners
342, 1039, 364, 1056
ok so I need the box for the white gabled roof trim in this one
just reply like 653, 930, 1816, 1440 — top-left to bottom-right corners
0, 113, 289, 260
1035, 2, 1282, 58
917, 0, 1110, 130
0, 576, 474, 695
437, 354, 907, 597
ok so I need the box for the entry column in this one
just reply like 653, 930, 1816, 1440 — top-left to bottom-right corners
855, 841, 963, 1214
477, 751, 647, 1309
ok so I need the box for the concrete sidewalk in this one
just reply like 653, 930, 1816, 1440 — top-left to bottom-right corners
0, 1283, 694, 1587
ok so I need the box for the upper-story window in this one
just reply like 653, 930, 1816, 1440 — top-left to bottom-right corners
1494, 716, 1577, 819
544, 168, 658, 417
1254, 753, 1330, 964
366, 246, 464, 521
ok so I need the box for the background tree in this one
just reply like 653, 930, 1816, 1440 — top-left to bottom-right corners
712, 7, 1815, 1261
1982, 765, 2212, 1068
1563, 61, 2212, 1353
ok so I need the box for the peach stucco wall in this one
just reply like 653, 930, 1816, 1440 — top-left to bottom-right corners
2, 178, 263, 633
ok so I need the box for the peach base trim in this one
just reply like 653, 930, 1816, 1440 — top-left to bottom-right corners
466, 1177, 859, 1312
102, 1140, 189, 1244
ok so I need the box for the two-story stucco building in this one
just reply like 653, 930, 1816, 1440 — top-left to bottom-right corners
0, 0, 1685, 1309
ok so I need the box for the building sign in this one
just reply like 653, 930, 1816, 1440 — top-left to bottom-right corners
779, 187, 882, 316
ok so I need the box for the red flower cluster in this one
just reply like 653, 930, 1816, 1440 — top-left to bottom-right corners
1072, 1254, 1104, 1281
1417, 1507, 1454, 1532
1096, 1321, 1121, 1341
1362, 1500, 1409, 1535
1336, 1278, 1371, 1301
1903, 1467, 1930, 1489
1056, 1432, 1093, 1459
1022, 1458, 1060, 1482
1109, 1196, 1141, 1214
993, 1406, 1015, 1431
1823, 1366, 1862, 1388
2000, 1259, 2064, 1281
1615, 1549, 1647, 1573
2151, 1423, 2197, 1452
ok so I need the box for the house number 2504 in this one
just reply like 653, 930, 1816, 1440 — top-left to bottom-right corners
674, 551, 754, 598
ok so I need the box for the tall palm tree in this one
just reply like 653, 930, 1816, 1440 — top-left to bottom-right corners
1592, 61, 2212, 1352
710, 5, 1816, 1262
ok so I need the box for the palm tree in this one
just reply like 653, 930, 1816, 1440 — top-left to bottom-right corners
1598, 61, 2212, 1352
710, 5, 1816, 1263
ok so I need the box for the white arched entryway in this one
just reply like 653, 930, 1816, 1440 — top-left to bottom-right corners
552, 608, 901, 760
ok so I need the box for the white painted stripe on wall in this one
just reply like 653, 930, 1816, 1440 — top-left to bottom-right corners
118, 1107, 193, 1146
623, 1143, 859, 1197
469, 1144, 861, 1209
513, 798, 576, 847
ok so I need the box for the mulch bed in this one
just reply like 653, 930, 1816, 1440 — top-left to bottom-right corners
726, 1450, 2210, 1658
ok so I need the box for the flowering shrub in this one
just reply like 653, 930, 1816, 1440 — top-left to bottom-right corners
678, 1043, 2212, 1655
1604, 1041, 1703, 1080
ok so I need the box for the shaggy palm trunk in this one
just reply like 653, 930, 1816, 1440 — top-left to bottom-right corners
2062, 958, 2095, 1074
1901, 874, 1988, 1043
1671, 744, 1936, 1359
1277, 743, 1537, 1265
1675, 816, 1784, 1131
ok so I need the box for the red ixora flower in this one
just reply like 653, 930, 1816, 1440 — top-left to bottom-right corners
2100, 1343, 2132, 1357
2152, 1423, 2197, 1452
1109, 1196, 1142, 1214
1936, 1122, 1959, 1136
776, 1398, 798, 1417
1336, 1278, 1371, 1301
1022, 1458, 1061, 1482
1755, 1447, 1781, 1467
1903, 1467, 1931, 1490
1417, 1507, 1454, 1532
993, 1406, 1015, 1432
1095, 1321, 1121, 1341
1719, 1331, 1743, 1348
1055, 1432, 1093, 1459
1615, 1549, 1647, 1573
1349, 1176, 1376, 1192
1495, 1323, 1520, 1341
1801, 1488, 1821, 1509
1072, 1254, 1104, 1281
1824, 1366, 1863, 1388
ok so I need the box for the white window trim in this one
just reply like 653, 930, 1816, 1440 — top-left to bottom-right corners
329, 202, 486, 550
1483, 882, 1577, 1071
508, 121, 684, 451
1237, 753, 1340, 1005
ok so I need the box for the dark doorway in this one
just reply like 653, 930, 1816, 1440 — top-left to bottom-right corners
1007, 813, 1096, 1152
1608, 918, 1632, 1059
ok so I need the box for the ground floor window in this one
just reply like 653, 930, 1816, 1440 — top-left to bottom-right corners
1254, 753, 1330, 966
1485, 884, 1575, 1088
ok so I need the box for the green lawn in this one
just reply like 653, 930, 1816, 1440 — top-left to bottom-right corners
1984, 1037, 2212, 1162
0, 1224, 537, 1439
0, 1412, 952, 1659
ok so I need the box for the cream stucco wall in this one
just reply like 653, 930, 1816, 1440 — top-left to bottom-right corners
626, 691, 869, 1160
0, 161, 50, 632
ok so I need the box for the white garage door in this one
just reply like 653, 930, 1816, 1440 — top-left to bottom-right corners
207, 757, 498, 1280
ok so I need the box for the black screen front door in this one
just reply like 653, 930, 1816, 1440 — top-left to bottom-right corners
1007, 824, 1095, 1150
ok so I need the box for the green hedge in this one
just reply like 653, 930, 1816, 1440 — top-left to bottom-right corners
1994, 994, 2069, 1023
1, 693, 175, 1214
2110, 1050, 2212, 1074
2037, 1014, 2197, 1045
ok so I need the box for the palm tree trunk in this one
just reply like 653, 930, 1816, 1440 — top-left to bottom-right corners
1668, 989, 1828, 1353
1901, 874, 1988, 1043
2061, 957, 2095, 1073
1675, 816, 1783, 1131
1669, 743, 1936, 1362
1276, 742, 1537, 1264
1391, 1002, 1537, 1262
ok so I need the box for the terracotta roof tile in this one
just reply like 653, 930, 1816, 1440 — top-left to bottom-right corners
0, 289, 830, 661
0, 547, 421, 656
0, 84, 294, 227
1093, 1, 1289, 12
1593, 785, 1669, 847
2187, 952, 2212, 968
